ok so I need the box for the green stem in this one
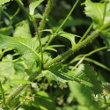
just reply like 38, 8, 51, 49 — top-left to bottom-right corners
55, 0, 79, 34
84, 46, 107, 57
70, 46, 107, 64
6, 29, 99, 106
6, 70, 41, 105
0, 81, 6, 106
32, 17, 43, 69
10, 8, 20, 20
44, 29, 99, 69
15, 0, 31, 18
6, 84, 28, 105
78, 23, 93, 43
43, 0, 79, 49
0, 8, 10, 19
16, 0, 43, 68
38, 0, 53, 37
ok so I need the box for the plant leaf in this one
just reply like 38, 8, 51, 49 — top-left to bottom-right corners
69, 81, 100, 110
84, 0, 110, 47
0, 34, 40, 66
0, 0, 11, 5
45, 45, 64, 52
0, 26, 13, 35
84, 0, 105, 29
67, 64, 102, 93
0, 55, 15, 82
14, 20, 32, 38
58, 31, 80, 48
29, 0, 44, 15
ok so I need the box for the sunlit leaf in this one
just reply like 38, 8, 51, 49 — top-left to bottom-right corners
14, 20, 32, 38
84, 0, 110, 47
0, 34, 40, 67
0, 0, 11, 5
29, 0, 44, 15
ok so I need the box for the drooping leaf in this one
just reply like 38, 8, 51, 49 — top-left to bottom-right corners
45, 45, 64, 52
14, 20, 32, 38
67, 64, 102, 94
0, 34, 40, 67
0, 0, 11, 6
69, 81, 100, 110
29, 0, 44, 15
0, 26, 13, 35
58, 31, 80, 48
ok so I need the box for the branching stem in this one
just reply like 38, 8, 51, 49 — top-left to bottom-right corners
44, 0, 80, 49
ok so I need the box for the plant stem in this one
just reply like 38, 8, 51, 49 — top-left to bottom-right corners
44, 0, 79, 49
6, 84, 27, 105
55, 0, 79, 34
6, 29, 99, 106
6, 70, 41, 105
0, 81, 6, 106
32, 17, 43, 69
70, 46, 107, 64
78, 23, 93, 43
15, 0, 31, 18
38, 0, 53, 37
44, 29, 99, 69
16, 0, 43, 69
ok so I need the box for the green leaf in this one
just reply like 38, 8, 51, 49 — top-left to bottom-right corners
0, 0, 11, 5
0, 55, 15, 81
84, 0, 110, 29
37, 70, 72, 83
0, 26, 13, 35
84, 0, 110, 47
84, 0, 104, 29
58, 31, 80, 48
69, 81, 100, 110
45, 45, 64, 52
29, 0, 44, 15
0, 34, 40, 67
33, 91, 55, 110
68, 64, 102, 94
14, 20, 32, 38
63, 106, 89, 110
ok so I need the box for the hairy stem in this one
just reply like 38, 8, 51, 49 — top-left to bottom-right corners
38, 0, 53, 37
32, 17, 43, 69
44, 29, 99, 69
6, 29, 99, 106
